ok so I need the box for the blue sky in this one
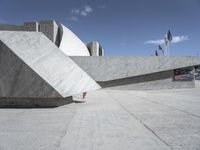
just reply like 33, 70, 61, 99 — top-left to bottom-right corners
0, 0, 200, 56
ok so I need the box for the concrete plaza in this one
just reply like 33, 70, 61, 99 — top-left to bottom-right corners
0, 88, 200, 150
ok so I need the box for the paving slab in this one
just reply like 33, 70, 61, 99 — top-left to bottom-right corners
0, 88, 199, 150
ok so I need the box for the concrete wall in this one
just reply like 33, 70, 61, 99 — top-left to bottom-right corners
71, 56, 199, 90
195, 80, 200, 88
0, 24, 24, 31
39, 20, 59, 43
0, 41, 62, 97
0, 20, 60, 45
99, 70, 195, 90
71, 56, 200, 81
24, 22, 39, 31
0, 97, 73, 108
0, 31, 100, 98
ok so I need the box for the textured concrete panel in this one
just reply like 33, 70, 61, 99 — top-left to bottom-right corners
39, 20, 58, 43
0, 97, 73, 108
104, 78, 195, 90
195, 80, 200, 87
0, 41, 62, 98
0, 31, 100, 98
71, 56, 200, 81
59, 24, 90, 56
87, 41, 104, 56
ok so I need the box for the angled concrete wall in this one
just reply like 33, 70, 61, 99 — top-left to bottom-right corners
71, 56, 200, 90
0, 41, 62, 97
98, 70, 195, 90
0, 31, 100, 98
71, 56, 200, 81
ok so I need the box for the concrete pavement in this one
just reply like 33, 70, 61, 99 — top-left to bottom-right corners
0, 88, 200, 150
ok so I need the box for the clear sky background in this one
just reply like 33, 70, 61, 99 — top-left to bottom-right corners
0, 0, 199, 56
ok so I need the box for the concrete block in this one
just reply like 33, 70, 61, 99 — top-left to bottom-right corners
39, 20, 59, 43
0, 97, 73, 108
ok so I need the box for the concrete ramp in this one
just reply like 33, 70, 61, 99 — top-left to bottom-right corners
0, 31, 100, 98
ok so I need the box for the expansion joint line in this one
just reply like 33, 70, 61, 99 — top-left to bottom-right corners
54, 104, 77, 150
132, 93, 200, 119
106, 93, 174, 150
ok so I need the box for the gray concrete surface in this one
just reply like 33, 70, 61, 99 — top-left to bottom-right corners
99, 70, 195, 90
71, 56, 200, 81
0, 20, 61, 45
195, 80, 200, 87
39, 20, 59, 43
87, 41, 104, 56
0, 97, 73, 108
0, 24, 24, 31
0, 31, 100, 98
0, 88, 199, 150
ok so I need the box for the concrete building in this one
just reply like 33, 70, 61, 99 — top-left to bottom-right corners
0, 19, 200, 107
0, 20, 104, 56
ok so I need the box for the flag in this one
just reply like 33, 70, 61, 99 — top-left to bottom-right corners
167, 30, 172, 42
155, 50, 159, 56
158, 45, 164, 55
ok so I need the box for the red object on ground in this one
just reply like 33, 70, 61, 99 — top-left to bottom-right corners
83, 92, 87, 99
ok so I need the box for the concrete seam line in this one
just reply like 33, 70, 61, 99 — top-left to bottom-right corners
54, 104, 77, 150
129, 92, 200, 119
106, 92, 174, 150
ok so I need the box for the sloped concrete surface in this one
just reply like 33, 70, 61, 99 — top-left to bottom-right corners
0, 41, 62, 98
0, 31, 100, 98
0, 88, 199, 150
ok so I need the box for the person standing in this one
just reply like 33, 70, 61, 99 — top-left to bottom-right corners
83, 92, 87, 99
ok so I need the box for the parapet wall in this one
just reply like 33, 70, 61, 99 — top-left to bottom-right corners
71, 56, 200, 81
71, 56, 200, 90
98, 70, 195, 90
0, 20, 60, 45
0, 24, 24, 31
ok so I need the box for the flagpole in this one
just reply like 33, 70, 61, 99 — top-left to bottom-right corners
165, 43, 168, 56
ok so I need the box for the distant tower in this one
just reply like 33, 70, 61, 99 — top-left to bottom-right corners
87, 41, 104, 56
